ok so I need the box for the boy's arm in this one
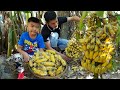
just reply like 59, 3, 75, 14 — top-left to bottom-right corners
17, 45, 29, 62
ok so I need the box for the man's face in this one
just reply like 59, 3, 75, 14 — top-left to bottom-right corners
47, 18, 58, 29
27, 22, 40, 36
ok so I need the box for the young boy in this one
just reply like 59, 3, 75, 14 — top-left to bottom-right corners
17, 17, 45, 62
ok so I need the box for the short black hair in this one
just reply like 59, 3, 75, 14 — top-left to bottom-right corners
44, 11, 57, 22
28, 17, 40, 24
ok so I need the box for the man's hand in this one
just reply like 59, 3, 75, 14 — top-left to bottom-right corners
67, 16, 80, 22
58, 52, 72, 61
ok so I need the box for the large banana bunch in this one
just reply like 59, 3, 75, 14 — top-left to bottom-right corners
29, 50, 67, 77
81, 12, 118, 75
65, 38, 82, 59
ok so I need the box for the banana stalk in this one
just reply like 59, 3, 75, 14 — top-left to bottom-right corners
76, 11, 88, 40
79, 11, 88, 30
7, 26, 12, 58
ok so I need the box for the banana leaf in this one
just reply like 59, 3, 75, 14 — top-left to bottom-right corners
96, 11, 104, 27
115, 15, 120, 48
96, 11, 104, 17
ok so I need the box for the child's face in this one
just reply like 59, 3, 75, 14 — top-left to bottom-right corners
27, 22, 40, 36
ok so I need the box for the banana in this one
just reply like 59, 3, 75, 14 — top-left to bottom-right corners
33, 63, 37, 67
106, 54, 112, 61
106, 63, 112, 70
91, 65, 95, 73
93, 51, 99, 59
91, 37, 95, 44
60, 59, 66, 66
29, 60, 33, 67
95, 67, 99, 74
82, 44, 87, 51
38, 64, 47, 71
87, 64, 91, 71
56, 65, 63, 75
50, 54, 56, 63
87, 43, 91, 50
46, 50, 56, 55
42, 52, 49, 59
94, 44, 99, 51
99, 34, 106, 40
102, 61, 109, 67
85, 51, 89, 59
94, 56, 100, 62
41, 62, 55, 67
33, 68, 47, 76
35, 58, 48, 63
79, 39, 85, 44
48, 70, 56, 76
96, 38, 101, 45
46, 67, 57, 71
89, 51, 94, 60
101, 67, 107, 74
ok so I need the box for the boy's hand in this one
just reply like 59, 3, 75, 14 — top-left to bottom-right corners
23, 52, 29, 63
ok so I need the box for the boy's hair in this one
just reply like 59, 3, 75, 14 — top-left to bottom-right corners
44, 11, 57, 22
28, 17, 40, 24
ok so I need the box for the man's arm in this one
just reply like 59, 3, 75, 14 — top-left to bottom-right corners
45, 41, 71, 61
17, 45, 29, 62
67, 16, 80, 22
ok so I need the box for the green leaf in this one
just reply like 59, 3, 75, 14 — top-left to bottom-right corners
79, 11, 88, 30
96, 11, 104, 17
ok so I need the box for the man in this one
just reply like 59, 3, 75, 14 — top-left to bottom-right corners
41, 11, 80, 61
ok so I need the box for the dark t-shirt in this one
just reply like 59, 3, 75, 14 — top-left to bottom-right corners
41, 17, 67, 42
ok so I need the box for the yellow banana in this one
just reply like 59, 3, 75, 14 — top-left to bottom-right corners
50, 54, 56, 63
29, 60, 33, 67
102, 62, 109, 67
48, 70, 56, 76
38, 64, 47, 71
101, 67, 107, 74
109, 29, 115, 36
87, 43, 91, 50
94, 44, 99, 51
85, 51, 89, 59
79, 39, 85, 44
42, 52, 49, 59
106, 63, 112, 70
89, 51, 94, 60
96, 38, 101, 45
95, 67, 99, 74
56, 65, 63, 75
91, 37, 95, 43
46, 66, 57, 71
99, 34, 106, 40
46, 50, 56, 55
94, 56, 100, 62
106, 54, 112, 61
82, 45, 87, 51
41, 62, 55, 67
35, 58, 48, 63
91, 65, 95, 73
93, 51, 99, 59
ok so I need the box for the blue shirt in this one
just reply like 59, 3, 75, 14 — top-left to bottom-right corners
18, 32, 45, 55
